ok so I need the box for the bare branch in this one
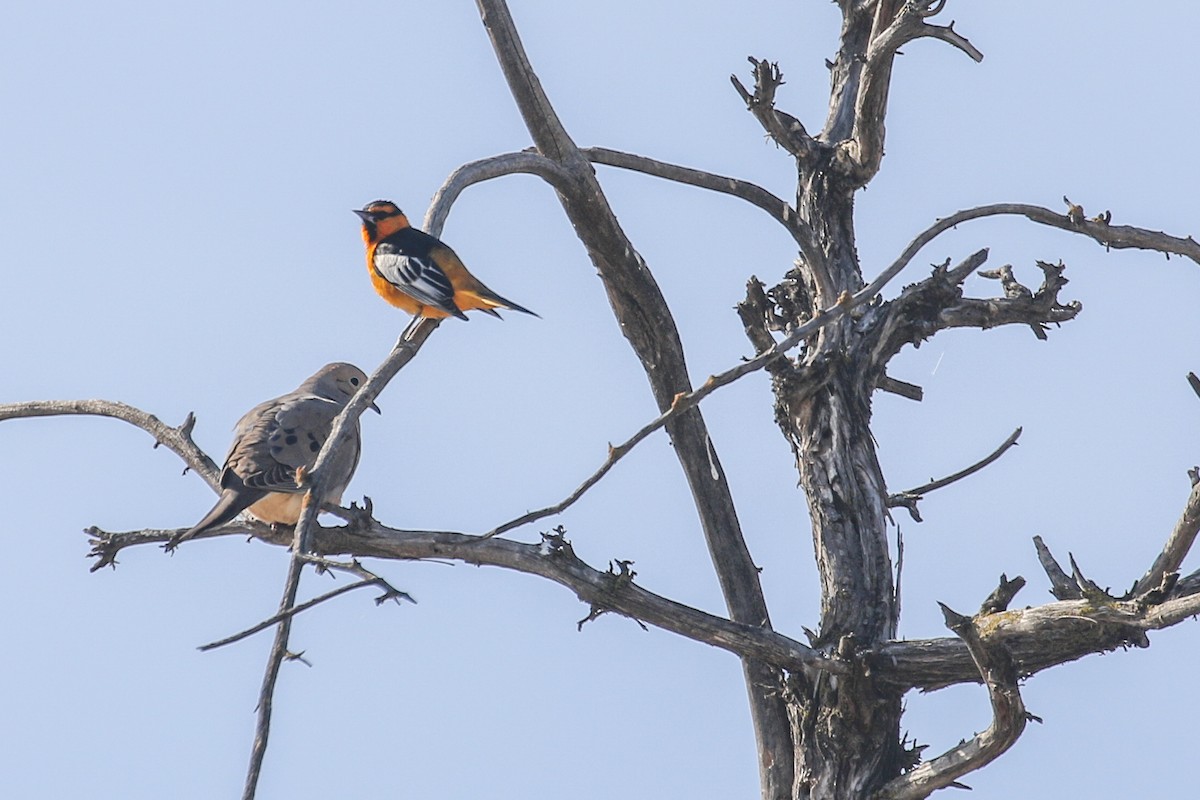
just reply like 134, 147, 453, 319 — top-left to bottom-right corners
338, 520, 847, 675
897, 203, 1200, 270
580, 146, 825, 273
292, 317, 440, 554
200, 558, 412, 652
200, 578, 381, 652
476, 2, 796, 790
877, 374, 924, 402
0, 399, 219, 486
1187, 371, 1200, 400
888, 427, 1022, 521
484, 285, 891, 538
89, 516, 848, 677
1133, 480, 1200, 596
1032, 535, 1082, 600
424, 151, 571, 237
876, 596, 1029, 800
730, 57, 821, 162
870, 588, 1186, 691
243, 555, 303, 800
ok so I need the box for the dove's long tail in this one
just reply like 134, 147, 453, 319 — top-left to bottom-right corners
167, 487, 263, 550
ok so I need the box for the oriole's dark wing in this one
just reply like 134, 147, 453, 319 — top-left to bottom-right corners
372, 228, 465, 318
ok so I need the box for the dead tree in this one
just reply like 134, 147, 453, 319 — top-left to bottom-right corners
3, 2, 1199, 799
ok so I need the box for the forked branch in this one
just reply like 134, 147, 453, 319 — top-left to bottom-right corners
730, 57, 820, 162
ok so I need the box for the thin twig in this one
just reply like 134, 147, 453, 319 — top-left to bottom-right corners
200, 578, 383, 652
242, 555, 303, 800
887, 427, 1022, 521
483, 276, 913, 538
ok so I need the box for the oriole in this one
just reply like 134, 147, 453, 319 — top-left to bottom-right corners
354, 200, 537, 320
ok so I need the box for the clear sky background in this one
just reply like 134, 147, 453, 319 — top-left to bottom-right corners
2, 2, 1198, 798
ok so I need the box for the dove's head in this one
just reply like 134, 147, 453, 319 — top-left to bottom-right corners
303, 363, 380, 413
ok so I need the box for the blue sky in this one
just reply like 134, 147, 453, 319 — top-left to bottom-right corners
2, 2, 1198, 797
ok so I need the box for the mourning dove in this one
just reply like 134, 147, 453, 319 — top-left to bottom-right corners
167, 362, 378, 550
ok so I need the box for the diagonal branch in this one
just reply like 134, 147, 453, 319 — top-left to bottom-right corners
888, 427, 1022, 522
475, 2, 796, 793
1133, 479, 1200, 596
484, 282, 895, 538
730, 57, 821, 162
1032, 535, 1082, 601
292, 317, 440, 554
199, 557, 413, 652
330, 521, 848, 675
875, 594, 1030, 800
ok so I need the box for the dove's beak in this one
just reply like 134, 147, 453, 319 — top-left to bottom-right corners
370, 400, 382, 415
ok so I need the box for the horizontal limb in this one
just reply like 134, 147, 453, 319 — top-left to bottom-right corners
892, 203, 1200, 276
88, 516, 847, 676
0, 400, 219, 486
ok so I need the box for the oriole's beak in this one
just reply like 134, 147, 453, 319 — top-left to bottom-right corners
353, 209, 376, 224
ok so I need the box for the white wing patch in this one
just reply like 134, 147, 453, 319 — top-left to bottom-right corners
373, 248, 455, 310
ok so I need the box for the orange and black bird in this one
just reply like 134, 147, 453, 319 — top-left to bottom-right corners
354, 200, 537, 320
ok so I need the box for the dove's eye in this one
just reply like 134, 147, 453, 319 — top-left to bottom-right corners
350, 377, 360, 386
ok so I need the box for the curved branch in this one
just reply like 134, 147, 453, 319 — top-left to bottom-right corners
876, 599, 1029, 800
0, 400, 219, 486
890, 203, 1200, 276
871, 583, 1200, 691
581, 146, 825, 270
832, 2, 973, 183
424, 151, 571, 237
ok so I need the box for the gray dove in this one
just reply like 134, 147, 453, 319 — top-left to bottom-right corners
167, 362, 378, 549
